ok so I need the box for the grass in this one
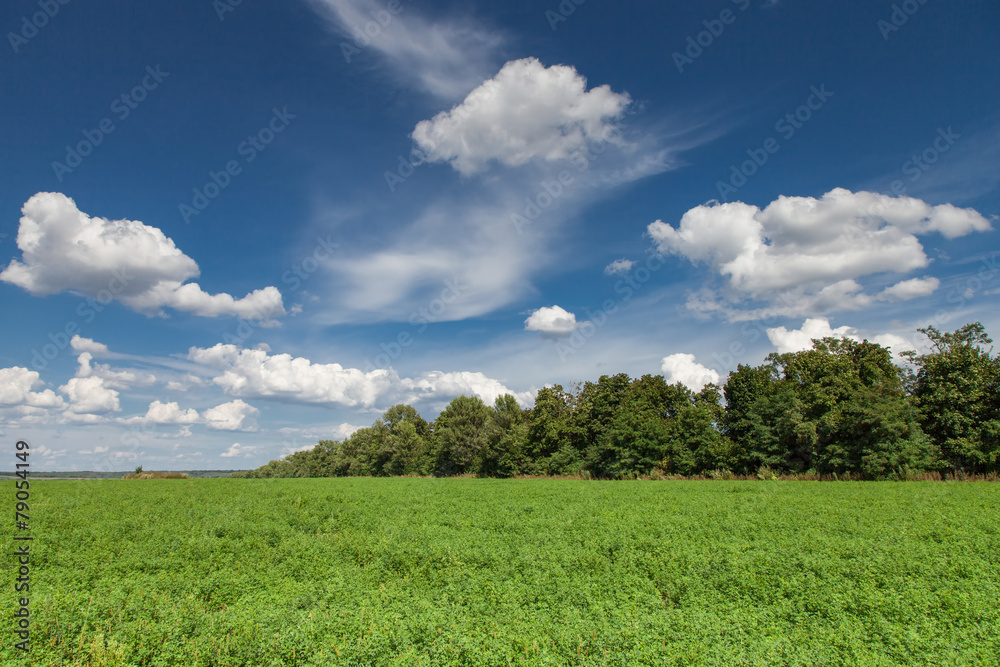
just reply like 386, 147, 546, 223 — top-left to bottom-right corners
2, 479, 997, 666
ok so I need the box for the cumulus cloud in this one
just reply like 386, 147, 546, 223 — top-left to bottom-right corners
766, 317, 919, 360
188, 343, 532, 409
524, 305, 579, 335
877, 276, 940, 302
603, 259, 635, 276
70, 336, 110, 356
0, 367, 65, 409
412, 58, 631, 175
648, 188, 993, 319
59, 376, 121, 414
120, 401, 200, 426
0, 193, 285, 321
766, 318, 859, 354
396, 370, 533, 407
220, 442, 257, 458
660, 353, 720, 392
203, 400, 260, 432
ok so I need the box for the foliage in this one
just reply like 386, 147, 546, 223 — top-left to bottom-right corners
903, 323, 1000, 473
7, 478, 999, 666
237, 323, 999, 481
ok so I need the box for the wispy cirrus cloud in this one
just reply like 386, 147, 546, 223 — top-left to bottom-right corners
304, 0, 502, 99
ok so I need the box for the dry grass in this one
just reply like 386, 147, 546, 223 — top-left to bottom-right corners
121, 472, 189, 480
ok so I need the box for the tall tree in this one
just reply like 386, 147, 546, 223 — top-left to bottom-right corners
432, 395, 492, 476
903, 323, 1000, 473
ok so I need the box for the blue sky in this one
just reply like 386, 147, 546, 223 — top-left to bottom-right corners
1, 0, 998, 471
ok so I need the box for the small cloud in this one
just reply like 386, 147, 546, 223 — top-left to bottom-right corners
220, 443, 257, 458
603, 259, 635, 276
71, 336, 110, 356
203, 399, 260, 432
524, 305, 579, 335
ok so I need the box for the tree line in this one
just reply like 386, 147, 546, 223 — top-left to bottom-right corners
233, 323, 999, 480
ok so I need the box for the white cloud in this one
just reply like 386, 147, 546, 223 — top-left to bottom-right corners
191, 345, 393, 408
766, 318, 858, 354
603, 259, 635, 276
220, 442, 257, 458
59, 376, 121, 414
649, 188, 992, 319
34, 444, 68, 459
766, 317, 920, 360
306, 0, 501, 99
660, 353, 720, 392
75, 353, 156, 391
121, 281, 285, 321
70, 336, 110, 355
877, 276, 940, 302
188, 343, 532, 409
0, 193, 285, 321
120, 401, 200, 426
166, 375, 204, 392
524, 305, 579, 335
280, 422, 362, 441
203, 399, 260, 432
396, 371, 534, 407
413, 58, 630, 175
0, 367, 65, 409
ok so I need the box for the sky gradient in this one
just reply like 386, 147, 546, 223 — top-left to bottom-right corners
1, 0, 998, 470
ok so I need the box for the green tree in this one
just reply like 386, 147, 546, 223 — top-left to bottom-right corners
722, 364, 776, 472
526, 385, 584, 474
373, 404, 431, 476
485, 394, 531, 477
432, 395, 493, 476
903, 323, 1000, 473
749, 337, 937, 477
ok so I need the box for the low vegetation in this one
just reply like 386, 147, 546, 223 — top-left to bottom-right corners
7, 478, 997, 665
121, 471, 190, 480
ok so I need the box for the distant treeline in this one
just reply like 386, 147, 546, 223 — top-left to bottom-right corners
233, 323, 1000, 481
0, 470, 243, 480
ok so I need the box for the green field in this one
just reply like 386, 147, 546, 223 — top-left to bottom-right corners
3, 479, 998, 666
